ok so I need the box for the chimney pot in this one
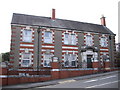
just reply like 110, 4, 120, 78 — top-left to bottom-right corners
51, 9, 55, 20
100, 15, 106, 26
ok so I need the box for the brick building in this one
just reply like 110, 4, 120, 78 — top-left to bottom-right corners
10, 9, 116, 73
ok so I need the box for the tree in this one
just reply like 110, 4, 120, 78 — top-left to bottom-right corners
2, 52, 10, 62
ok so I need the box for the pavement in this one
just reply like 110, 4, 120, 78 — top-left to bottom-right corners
37, 71, 119, 88
2, 70, 119, 89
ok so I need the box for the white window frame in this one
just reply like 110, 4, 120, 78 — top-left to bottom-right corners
22, 29, 32, 42
102, 52, 109, 62
21, 53, 32, 67
44, 31, 52, 43
100, 37, 107, 47
70, 54, 77, 67
64, 33, 69, 44
64, 54, 77, 67
86, 35, 93, 46
43, 54, 52, 67
94, 52, 98, 61
64, 33, 77, 45
64, 54, 70, 67
71, 34, 76, 45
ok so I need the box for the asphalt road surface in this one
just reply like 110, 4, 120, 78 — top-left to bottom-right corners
36, 72, 119, 88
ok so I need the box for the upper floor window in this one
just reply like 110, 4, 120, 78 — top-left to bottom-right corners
71, 34, 76, 45
23, 29, 32, 42
64, 54, 77, 67
86, 35, 93, 46
64, 33, 76, 45
21, 53, 31, 67
100, 37, 107, 47
64, 33, 69, 44
44, 31, 52, 43
43, 54, 51, 67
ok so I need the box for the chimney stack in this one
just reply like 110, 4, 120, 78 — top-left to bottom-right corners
100, 15, 106, 26
51, 8, 56, 20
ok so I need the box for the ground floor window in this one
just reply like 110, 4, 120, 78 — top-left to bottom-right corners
21, 53, 31, 67
64, 54, 77, 67
43, 54, 52, 67
102, 54, 109, 62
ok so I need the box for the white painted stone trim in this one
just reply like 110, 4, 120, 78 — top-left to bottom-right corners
94, 68, 98, 70
51, 69, 60, 71
62, 47, 78, 49
0, 75, 7, 78
20, 44, 34, 47
42, 45, 54, 48
93, 60, 99, 62
20, 48, 34, 51
41, 49, 54, 52
100, 49, 109, 51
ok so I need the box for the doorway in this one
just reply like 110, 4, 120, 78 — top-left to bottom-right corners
87, 55, 92, 68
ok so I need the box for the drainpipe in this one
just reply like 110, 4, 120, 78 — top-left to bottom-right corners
37, 27, 41, 75
109, 35, 112, 70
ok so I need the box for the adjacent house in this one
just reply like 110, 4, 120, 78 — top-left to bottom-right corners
10, 9, 116, 71
116, 43, 120, 52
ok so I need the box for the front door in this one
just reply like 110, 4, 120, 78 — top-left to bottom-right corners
87, 55, 92, 68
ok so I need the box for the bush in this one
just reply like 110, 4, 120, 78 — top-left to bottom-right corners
2, 52, 10, 62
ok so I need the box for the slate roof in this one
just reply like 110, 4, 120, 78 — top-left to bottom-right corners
11, 13, 114, 35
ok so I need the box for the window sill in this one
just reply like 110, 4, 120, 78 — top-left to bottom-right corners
20, 41, 33, 43
43, 43, 54, 45
43, 66, 51, 67
86, 45, 93, 46
100, 45, 108, 47
100, 46, 108, 48
63, 44, 77, 46
21, 66, 32, 68
64, 66, 77, 68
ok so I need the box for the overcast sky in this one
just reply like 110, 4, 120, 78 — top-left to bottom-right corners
0, 0, 119, 53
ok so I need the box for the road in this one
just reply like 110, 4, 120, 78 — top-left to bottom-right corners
35, 72, 119, 88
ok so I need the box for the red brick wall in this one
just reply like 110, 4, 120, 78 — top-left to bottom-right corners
92, 62, 99, 68
0, 66, 119, 86
105, 62, 110, 68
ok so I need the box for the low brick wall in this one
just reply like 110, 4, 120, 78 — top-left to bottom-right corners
7, 76, 51, 85
0, 67, 119, 86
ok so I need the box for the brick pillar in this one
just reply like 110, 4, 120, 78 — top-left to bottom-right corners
92, 62, 99, 68
0, 67, 8, 86
92, 62, 99, 73
51, 56, 60, 79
